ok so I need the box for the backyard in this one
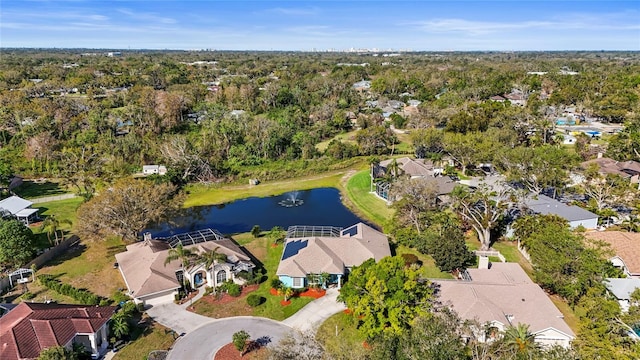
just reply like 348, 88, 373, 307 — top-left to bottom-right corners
344, 170, 394, 229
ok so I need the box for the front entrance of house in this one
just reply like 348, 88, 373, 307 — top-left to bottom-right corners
193, 271, 206, 287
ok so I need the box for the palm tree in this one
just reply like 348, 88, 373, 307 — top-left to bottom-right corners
110, 311, 131, 340
39, 215, 72, 246
503, 323, 539, 355
164, 243, 195, 268
200, 247, 228, 270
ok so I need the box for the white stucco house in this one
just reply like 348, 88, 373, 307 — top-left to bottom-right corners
115, 229, 254, 306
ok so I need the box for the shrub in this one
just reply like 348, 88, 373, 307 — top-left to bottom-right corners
232, 330, 250, 353
227, 283, 241, 297
38, 275, 105, 305
21, 291, 35, 300
246, 294, 264, 307
401, 253, 419, 266
204, 286, 214, 295
270, 278, 283, 290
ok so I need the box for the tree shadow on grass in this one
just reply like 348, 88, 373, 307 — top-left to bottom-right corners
14, 181, 67, 198
41, 243, 87, 267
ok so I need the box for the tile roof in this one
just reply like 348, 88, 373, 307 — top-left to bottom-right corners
115, 237, 253, 298
434, 263, 574, 338
581, 157, 640, 177
0, 302, 115, 360
379, 157, 435, 178
585, 231, 640, 275
276, 223, 390, 277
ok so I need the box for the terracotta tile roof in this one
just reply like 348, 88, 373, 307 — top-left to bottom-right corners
0, 302, 115, 360
434, 263, 574, 338
585, 231, 640, 275
115, 238, 253, 298
276, 223, 390, 277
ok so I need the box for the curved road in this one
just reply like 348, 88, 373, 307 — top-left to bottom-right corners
167, 317, 292, 360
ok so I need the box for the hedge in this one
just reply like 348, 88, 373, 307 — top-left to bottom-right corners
38, 275, 107, 305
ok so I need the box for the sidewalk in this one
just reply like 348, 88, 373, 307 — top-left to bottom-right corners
281, 288, 346, 332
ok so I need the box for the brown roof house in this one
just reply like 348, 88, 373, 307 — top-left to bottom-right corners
0, 302, 116, 360
581, 157, 640, 185
586, 231, 640, 278
276, 223, 390, 289
372, 157, 457, 202
115, 229, 255, 307
434, 262, 575, 348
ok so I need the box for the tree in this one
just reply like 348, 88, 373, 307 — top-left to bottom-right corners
451, 184, 509, 251
581, 165, 628, 211
268, 226, 285, 245
199, 246, 227, 270
164, 243, 196, 269
268, 331, 325, 360
502, 323, 539, 356
251, 225, 261, 238
39, 215, 72, 246
232, 330, 251, 354
499, 145, 575, 194
0, 219, 35, 269
389, 177, 439, 233
37, 346, 79, 360
370, 309, 468, 360
355, 126, 397, 156
110, 311, 131, 340
337, 256, 433, 339
427, 217, 475, 273
76, 179, 184, 241
607, 116, 640, 162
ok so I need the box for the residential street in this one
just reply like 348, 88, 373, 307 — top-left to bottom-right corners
166, 317, 291, 360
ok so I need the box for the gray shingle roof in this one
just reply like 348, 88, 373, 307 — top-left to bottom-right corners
0, 196, 32, 216
604, 278, 640, 300
525, 194, 597, 222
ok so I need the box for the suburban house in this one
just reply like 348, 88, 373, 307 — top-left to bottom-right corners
0, 302, 116, 360
585, 231, 640, 278
115, 229, 254, 306
276, 223, 390, 289
371, 157, 456, 202
142, 165, 167, 176
524, 194, 599, 229
434, 262, 575, 348
604, 278, 640, 312
581, 157, 640, 185
0, 195, 39, 225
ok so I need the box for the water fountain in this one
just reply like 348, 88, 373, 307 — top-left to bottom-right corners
278, 191, 304, 207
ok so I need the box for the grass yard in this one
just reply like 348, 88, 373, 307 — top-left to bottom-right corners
113, 321, 175, 360
191, 236, 314, 321
549, 294, 580, 334
395, 245, 454, 279
37, 236, 127, 298
344, 170, 393, 229
316, 312, 368, 358
33, 197, 84, 229
184, 172, 345, 207
13, 180, 70, 199
315, 130, 359, 152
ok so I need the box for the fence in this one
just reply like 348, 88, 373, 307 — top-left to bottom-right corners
29, 193, 77, 204
1, 235, 79, 291
473, 250, 506, 263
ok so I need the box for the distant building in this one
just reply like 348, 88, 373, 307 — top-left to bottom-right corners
142, 165, 167, 176
581, 157, 640, 184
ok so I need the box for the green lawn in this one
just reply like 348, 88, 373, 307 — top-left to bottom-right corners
13, 180, 70, 199
344, 170, 393, 229
113, 321, 175, 360
184, 172, 345, 207
315, 130, 359, 151
35, 197, 84, 230
395, 245, 454, 279
316, 312, 368, 358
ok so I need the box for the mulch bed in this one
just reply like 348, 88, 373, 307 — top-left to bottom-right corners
299, 288, 326, 299
269, 288, 279, 296
190, 284, 259, 308
213, 342, 267, 360
280, 300, 291, 306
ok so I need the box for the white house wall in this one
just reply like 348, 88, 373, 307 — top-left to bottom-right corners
569, 218, 598, 230
534, 328, 573, 348
140, 289, 178, 307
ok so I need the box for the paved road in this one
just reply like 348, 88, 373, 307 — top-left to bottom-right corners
282, 288, 345, 332
167, 317, 291, 360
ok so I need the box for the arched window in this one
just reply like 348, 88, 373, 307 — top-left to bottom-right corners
216, 270, 227, 284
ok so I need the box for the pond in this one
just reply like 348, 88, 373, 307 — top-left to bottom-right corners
146, 187, 369, 237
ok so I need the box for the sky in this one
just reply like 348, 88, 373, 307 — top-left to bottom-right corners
1, 1, 639, 51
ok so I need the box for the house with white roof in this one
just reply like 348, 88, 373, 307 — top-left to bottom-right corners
0, 196, 39, 225
434, 262, 575, 348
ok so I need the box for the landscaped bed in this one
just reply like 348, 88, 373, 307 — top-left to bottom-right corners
213, 342, 268, 360
189, 284, 259, 317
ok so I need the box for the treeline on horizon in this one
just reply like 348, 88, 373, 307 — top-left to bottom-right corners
0, 50, 638, 195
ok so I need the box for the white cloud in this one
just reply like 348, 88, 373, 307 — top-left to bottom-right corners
117, 8, 176, 24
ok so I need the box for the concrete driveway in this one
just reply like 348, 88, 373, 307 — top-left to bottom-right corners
167, 317, 291, 360
282, 288, 346, 332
